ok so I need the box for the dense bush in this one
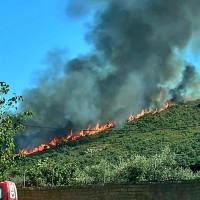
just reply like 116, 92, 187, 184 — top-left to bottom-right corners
10, 99, 200, 186
12, 147, 200, 187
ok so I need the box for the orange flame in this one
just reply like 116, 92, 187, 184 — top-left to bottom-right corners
49, 138, 59, 146
19, 121, 115, 155
128, 109, 151, 122
128, 102, 174, 122
19, 144, 50, 155
19, 102, 173, 156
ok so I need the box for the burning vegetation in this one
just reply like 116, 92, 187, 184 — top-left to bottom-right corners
19, 102, 173, 155
19, 121, 115, 155
17, 0, 200, 154
128, 102, 173, 122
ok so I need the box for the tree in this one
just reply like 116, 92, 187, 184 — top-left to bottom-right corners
0, 82, 32, 179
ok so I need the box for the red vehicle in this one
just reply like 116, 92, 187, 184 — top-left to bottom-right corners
0, 181, 18, 200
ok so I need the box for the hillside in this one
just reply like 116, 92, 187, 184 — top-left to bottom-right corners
12, 100, 200, 186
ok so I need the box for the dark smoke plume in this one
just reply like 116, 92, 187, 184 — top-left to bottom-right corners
17, 0, 200, 149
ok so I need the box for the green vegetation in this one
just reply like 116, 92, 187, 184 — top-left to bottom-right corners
10, 99, 200, 187
1, 82, 200, 186
0, 82, 32, 179
0, 84, 198, 187
13, 147, 198, 187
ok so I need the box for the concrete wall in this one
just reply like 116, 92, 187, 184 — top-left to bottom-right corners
18, 180, 200, 200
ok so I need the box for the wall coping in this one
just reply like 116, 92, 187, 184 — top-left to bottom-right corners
18, 179, 200, 190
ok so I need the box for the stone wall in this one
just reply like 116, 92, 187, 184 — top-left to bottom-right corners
18, 180, 200, 200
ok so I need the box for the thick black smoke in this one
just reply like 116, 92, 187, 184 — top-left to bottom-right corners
17, 0, 200, 149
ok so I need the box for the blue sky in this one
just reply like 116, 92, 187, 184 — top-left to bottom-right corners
0, 0, 92, 95
0, 0, 200, 96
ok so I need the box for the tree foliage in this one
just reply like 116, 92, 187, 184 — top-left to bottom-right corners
12, 147, 199, 187
0, 82, 32, 179
8, 98, 200, 186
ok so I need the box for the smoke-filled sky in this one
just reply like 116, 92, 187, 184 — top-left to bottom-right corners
1, 0, 200, 148
0, 0, 200, 95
